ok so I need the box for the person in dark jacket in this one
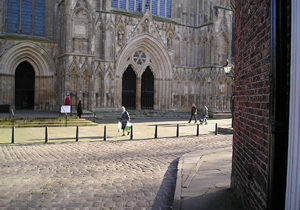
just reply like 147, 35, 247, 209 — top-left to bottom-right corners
77, 100, 83, 118
188, 104, 198, 123
120, 106, 130, 136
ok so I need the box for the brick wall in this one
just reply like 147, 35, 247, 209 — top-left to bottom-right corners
231, 0, 271, 209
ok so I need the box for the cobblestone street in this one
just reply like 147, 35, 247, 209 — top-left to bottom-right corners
0, 134, 232, 209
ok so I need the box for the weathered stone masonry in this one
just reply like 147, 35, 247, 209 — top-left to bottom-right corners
0, 0, 233, 112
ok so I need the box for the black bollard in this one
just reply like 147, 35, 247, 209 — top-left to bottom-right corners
197, 124, 199, 136
76, 126, 79, 142
45, 126, 48, 143
176, 124, 179, 137
215, 123, 218, 135
104, 125, 107, 141
11, 126, 15, 144
154, 125, 158, 139
130, 125, 133, 140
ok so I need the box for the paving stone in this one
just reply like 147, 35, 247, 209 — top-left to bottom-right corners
0, 133, 231, 209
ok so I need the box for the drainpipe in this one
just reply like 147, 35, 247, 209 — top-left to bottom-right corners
268, 0, 291, 209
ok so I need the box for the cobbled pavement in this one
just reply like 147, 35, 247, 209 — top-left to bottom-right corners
0, 135, 232, 210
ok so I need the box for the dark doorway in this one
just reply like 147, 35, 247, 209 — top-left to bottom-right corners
15, 61, 35, 110
122, 65, 136, 109
141, 67, 154, 109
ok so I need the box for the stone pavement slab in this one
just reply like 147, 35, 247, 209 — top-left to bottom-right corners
173, 146, 244, 210
0, 131, 232, 209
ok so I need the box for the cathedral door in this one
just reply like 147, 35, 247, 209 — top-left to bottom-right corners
122, 65, 136, 109
15, 62, 35, 109
141, 67, 154, 109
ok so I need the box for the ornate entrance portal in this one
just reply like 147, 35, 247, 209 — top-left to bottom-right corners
116, 34, 173, 110
122, 65, 136, 109
141, 67, 154, 109
15, 61, 35, 109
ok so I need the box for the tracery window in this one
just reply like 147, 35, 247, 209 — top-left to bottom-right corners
6, 0, 45, 36
129, 0, 135, 11
166, 0, 172, 18
111, 0, 118, 8
120, 0, 126, 10
111, 0, 172, 18
133, 50, 146, 65
152, 0, 158, 15
159, 0, 165, 17
136, 0, 143, 12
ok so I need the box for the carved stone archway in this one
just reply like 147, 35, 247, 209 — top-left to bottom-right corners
0, 42, 55, 110
116, 34, 173, 110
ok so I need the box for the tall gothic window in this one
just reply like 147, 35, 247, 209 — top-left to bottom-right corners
110, 0, 171, 18
6, 0, 45, 36
136, 0, 143, 12
159, 0, 165, 17
34, 0, 45, 36
21, 0, 32, 34
167, 0, 172, 18
129, 0, 135, 11
111, 0, 118, 8
120, 0, 126, 10
7, 0, 19, 33
152, 0, 158, 15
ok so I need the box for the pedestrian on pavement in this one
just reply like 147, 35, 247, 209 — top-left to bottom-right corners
77, 100, 83, 118
120, 106, 130, 136
201, 105, 208, 125
64, 94, 71, 105
188, 104, 198, 123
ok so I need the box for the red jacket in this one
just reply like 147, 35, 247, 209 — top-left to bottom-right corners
64, 96, 71, 105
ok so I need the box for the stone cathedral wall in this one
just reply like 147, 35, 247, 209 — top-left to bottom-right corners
0, 0, 233, 112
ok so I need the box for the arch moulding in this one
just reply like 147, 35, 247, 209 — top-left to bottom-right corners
115, 34, 173, 110
116, 34, 173, 79
0, 42, 56, 110
0, 42, 55, 76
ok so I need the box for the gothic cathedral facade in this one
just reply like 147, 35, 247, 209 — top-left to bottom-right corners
0, 0, 232, 112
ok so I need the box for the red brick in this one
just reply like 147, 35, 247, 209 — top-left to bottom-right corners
232, 0, 271, 209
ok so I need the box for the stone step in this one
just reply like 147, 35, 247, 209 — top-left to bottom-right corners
94, 110, 232, 122
211, 112, 232, 119
0, 117, 97, 128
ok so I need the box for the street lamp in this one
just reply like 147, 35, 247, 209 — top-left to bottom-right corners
223, 59, 234, 128
223, 59, 234, 76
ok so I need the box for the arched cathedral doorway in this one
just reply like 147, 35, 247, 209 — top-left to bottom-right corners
141, 67, 154, 109
122, 65, 136, 109
116, 34, 173, 110
15, 61, 35, 109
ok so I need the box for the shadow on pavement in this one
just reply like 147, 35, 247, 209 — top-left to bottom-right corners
181, 188, 244, 210
152, 158, 179, 210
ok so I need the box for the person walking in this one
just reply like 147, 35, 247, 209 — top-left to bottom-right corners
77, 100, 83, 118
120, 106, 130, 136
188, 104, 198, 123
201, 105, 208, 125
